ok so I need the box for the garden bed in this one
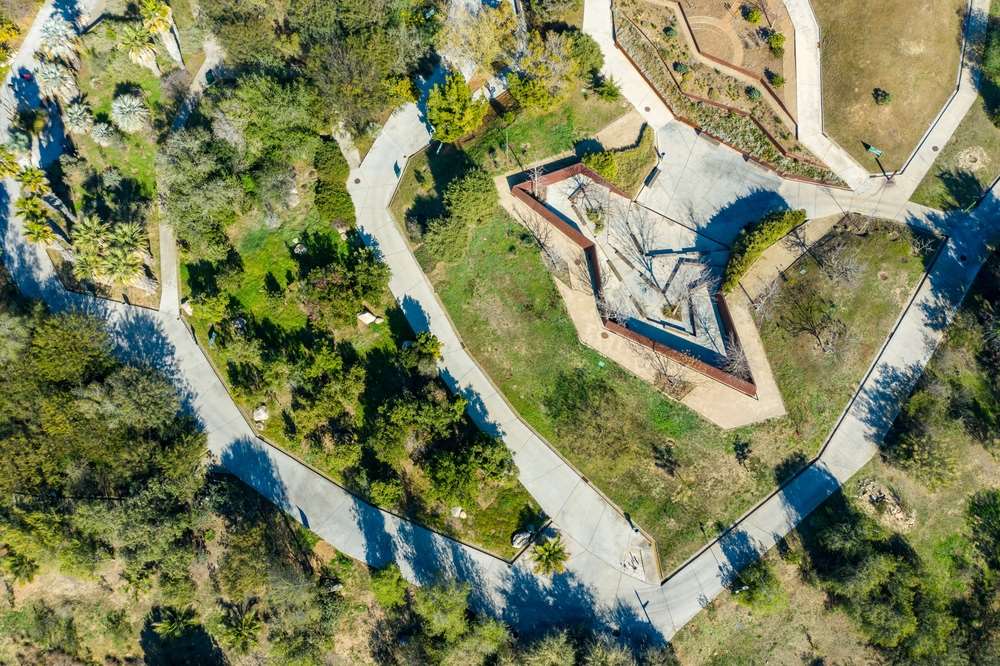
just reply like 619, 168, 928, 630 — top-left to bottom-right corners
612, 3, 841, 184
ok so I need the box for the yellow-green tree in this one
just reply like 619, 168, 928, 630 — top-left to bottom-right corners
427, 73, 488, 143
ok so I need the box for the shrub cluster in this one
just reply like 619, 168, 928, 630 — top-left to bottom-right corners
722, 209, 806, 292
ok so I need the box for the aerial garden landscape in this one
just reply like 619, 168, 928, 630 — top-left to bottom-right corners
0, 0, 998, 663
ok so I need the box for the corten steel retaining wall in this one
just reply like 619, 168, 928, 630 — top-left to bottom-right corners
612, 9, 849, 188
511, 163, 758, 397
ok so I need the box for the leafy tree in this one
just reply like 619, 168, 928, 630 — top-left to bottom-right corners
519, 631, 577, 665
370, 563, 409, 610
157, 128, 240, 261
438, 1, 518, 78
443, 168, 496, 223
2, 549, 40, 583
110, 94, 149, 134
412, 579, 470, 644
508, 72, 555, 112
532, 534, 569, 575
967, 489, 1000, 570
140, 0, 174, 36
570, 30, 604, 79
427, 74, 489, 144
299, 245, 390, 329
517, 31, 578, 107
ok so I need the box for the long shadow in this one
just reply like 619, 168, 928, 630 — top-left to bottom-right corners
703, 188, 790, 248
218, 436, 291, 513
399, 293, 431, 334
139, 607, 226, 666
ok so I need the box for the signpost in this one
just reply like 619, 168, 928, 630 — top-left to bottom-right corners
865, 144, 892, 182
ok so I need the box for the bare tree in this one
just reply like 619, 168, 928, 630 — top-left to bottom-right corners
751, 276, 781, 324
598, 289, 635, 323
819, 240, 862, 285
522, 211, 560, 268
722, 333, 752, 380
528, 165, 545, 200
627, 339, 695, 398
610, 205, 661, 289
779, 282, 847, 354
781, 224, 810, 256
910, 234, 936, 259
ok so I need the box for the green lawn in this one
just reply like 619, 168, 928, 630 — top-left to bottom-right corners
911, 97, 1000, 210
813, 0, 967, 171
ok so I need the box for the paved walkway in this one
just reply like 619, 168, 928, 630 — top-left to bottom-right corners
1, 0, 997, 647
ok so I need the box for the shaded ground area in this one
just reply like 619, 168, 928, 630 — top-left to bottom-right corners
911, 96, 1000, 210
813, 0, 968, 171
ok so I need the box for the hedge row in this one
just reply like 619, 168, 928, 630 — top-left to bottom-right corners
722, 208, 806, 292
581, 124, 658, 195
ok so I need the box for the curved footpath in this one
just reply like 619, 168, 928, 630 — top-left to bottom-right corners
1, 0, 998, 645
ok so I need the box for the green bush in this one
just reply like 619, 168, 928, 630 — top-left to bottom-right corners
765, 69, 785, 88
722, 209, 806, 292
663, 24, 677, 38
744, 6, 762, 24
730, 559, 784, 611
592, 76, 621, 101
745, 85, 762, 101
443, 168, 497, 223
427, 73, 489, 144
672, 61, 689, 75
370, 564, 409, 610
873, 88, 892, 106
581, 150, 619, 181
569, 30, 604, 79
508, 72, 556, 112
313, 140, 355, 227
766, 31, 785, 57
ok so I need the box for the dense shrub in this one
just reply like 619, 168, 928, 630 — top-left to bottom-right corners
313, 140, 355, 227
722, 209, 806, 292
745, 85, 762, 101
299, 244, 390, 328
443, 168, 496, 223
508, 71, 556, 112
581, 124, 657, 194
872, 88, 892, 106
766, 31, 785, 57
427, 73, 489, 144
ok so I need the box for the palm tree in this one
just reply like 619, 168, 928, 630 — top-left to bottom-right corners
111, 221, 144, 250
101, 244, 143, 286
140, 0, 173, 35
64, 99, 94, 135
90, 121, 115, 147
35, 60, 78, 103
71, 214, 110, 256
72, 249, 102, 281
23, 217, 56, 245
110, 93, 149, 134
3, 552, 39, 583
219, 599, 262, 654
0, 146, 20, 178
118, 23, 159, 75
39, 15, 78, 63
16, 166, 51, 196
151, 605, 198, 640
15, 194, 47, 221
532, 534, 569, 576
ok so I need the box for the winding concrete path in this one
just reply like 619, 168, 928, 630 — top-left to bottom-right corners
1, 0, 998, 647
